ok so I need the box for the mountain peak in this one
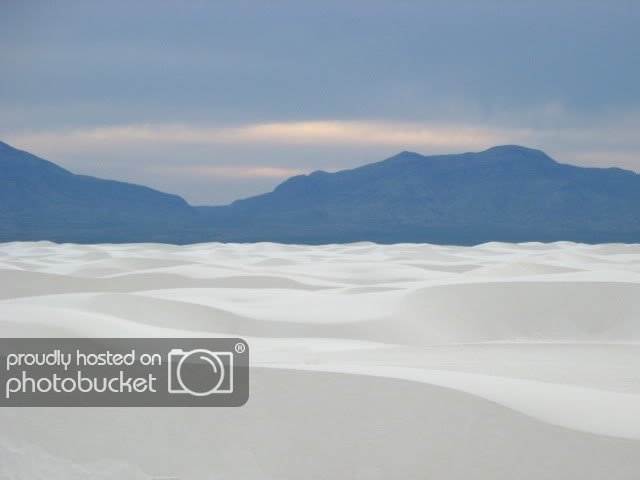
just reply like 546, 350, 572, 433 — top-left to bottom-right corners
482, 145, 540, 153
385, 146, 554, 164
480, 144, 553, 159
388, 150, 424, 160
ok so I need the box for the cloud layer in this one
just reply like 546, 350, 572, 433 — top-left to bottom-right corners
5, 118, 638, 205
2, 1, 639, 204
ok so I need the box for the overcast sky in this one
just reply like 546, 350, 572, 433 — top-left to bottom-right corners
2, 0, 639, 204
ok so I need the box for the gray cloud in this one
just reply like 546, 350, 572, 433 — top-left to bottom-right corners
6, 118, 639, 204
1, 0, 639, 204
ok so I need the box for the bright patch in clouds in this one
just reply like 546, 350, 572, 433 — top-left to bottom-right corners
4, 119, 640, 205
156, 165, 309, 179
8, 119, 640, 174
9, 121, 519, 152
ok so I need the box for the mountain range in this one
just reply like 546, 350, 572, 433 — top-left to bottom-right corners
1, 140, 639, 244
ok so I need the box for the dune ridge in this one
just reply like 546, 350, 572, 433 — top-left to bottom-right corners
1, 241, 640, 479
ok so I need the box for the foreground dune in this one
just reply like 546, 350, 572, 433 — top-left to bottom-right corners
1, 241, 640, 479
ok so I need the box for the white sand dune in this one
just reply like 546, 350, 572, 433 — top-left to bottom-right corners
1, 241, 640, 479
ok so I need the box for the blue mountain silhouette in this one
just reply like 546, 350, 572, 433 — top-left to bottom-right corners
0, 141, 195, 242
1, 141, 639, 244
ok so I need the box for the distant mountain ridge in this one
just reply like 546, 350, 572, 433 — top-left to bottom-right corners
0, 141, 195, 243
1, 141, 639, 244
197, 145, 640, 243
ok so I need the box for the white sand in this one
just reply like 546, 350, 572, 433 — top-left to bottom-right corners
1, 241, 640, 479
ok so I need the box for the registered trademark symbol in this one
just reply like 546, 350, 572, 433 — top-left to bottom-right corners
234, 342, 246, 354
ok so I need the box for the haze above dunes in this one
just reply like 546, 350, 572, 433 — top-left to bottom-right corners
1, 241, 640, 479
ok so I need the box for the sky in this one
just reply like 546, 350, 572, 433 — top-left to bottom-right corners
1, 0, 639, 205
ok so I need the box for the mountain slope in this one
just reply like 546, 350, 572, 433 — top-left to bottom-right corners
1, 141, 639, 244
199, 145, 640, 243
0, 141, 196, 242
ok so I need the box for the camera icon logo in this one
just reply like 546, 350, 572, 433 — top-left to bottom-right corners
167, 348, 233, 396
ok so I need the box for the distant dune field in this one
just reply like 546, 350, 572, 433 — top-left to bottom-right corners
1, 241, 640, 479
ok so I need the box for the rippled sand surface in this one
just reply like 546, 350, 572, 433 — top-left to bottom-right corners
2, 241, 640, 479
